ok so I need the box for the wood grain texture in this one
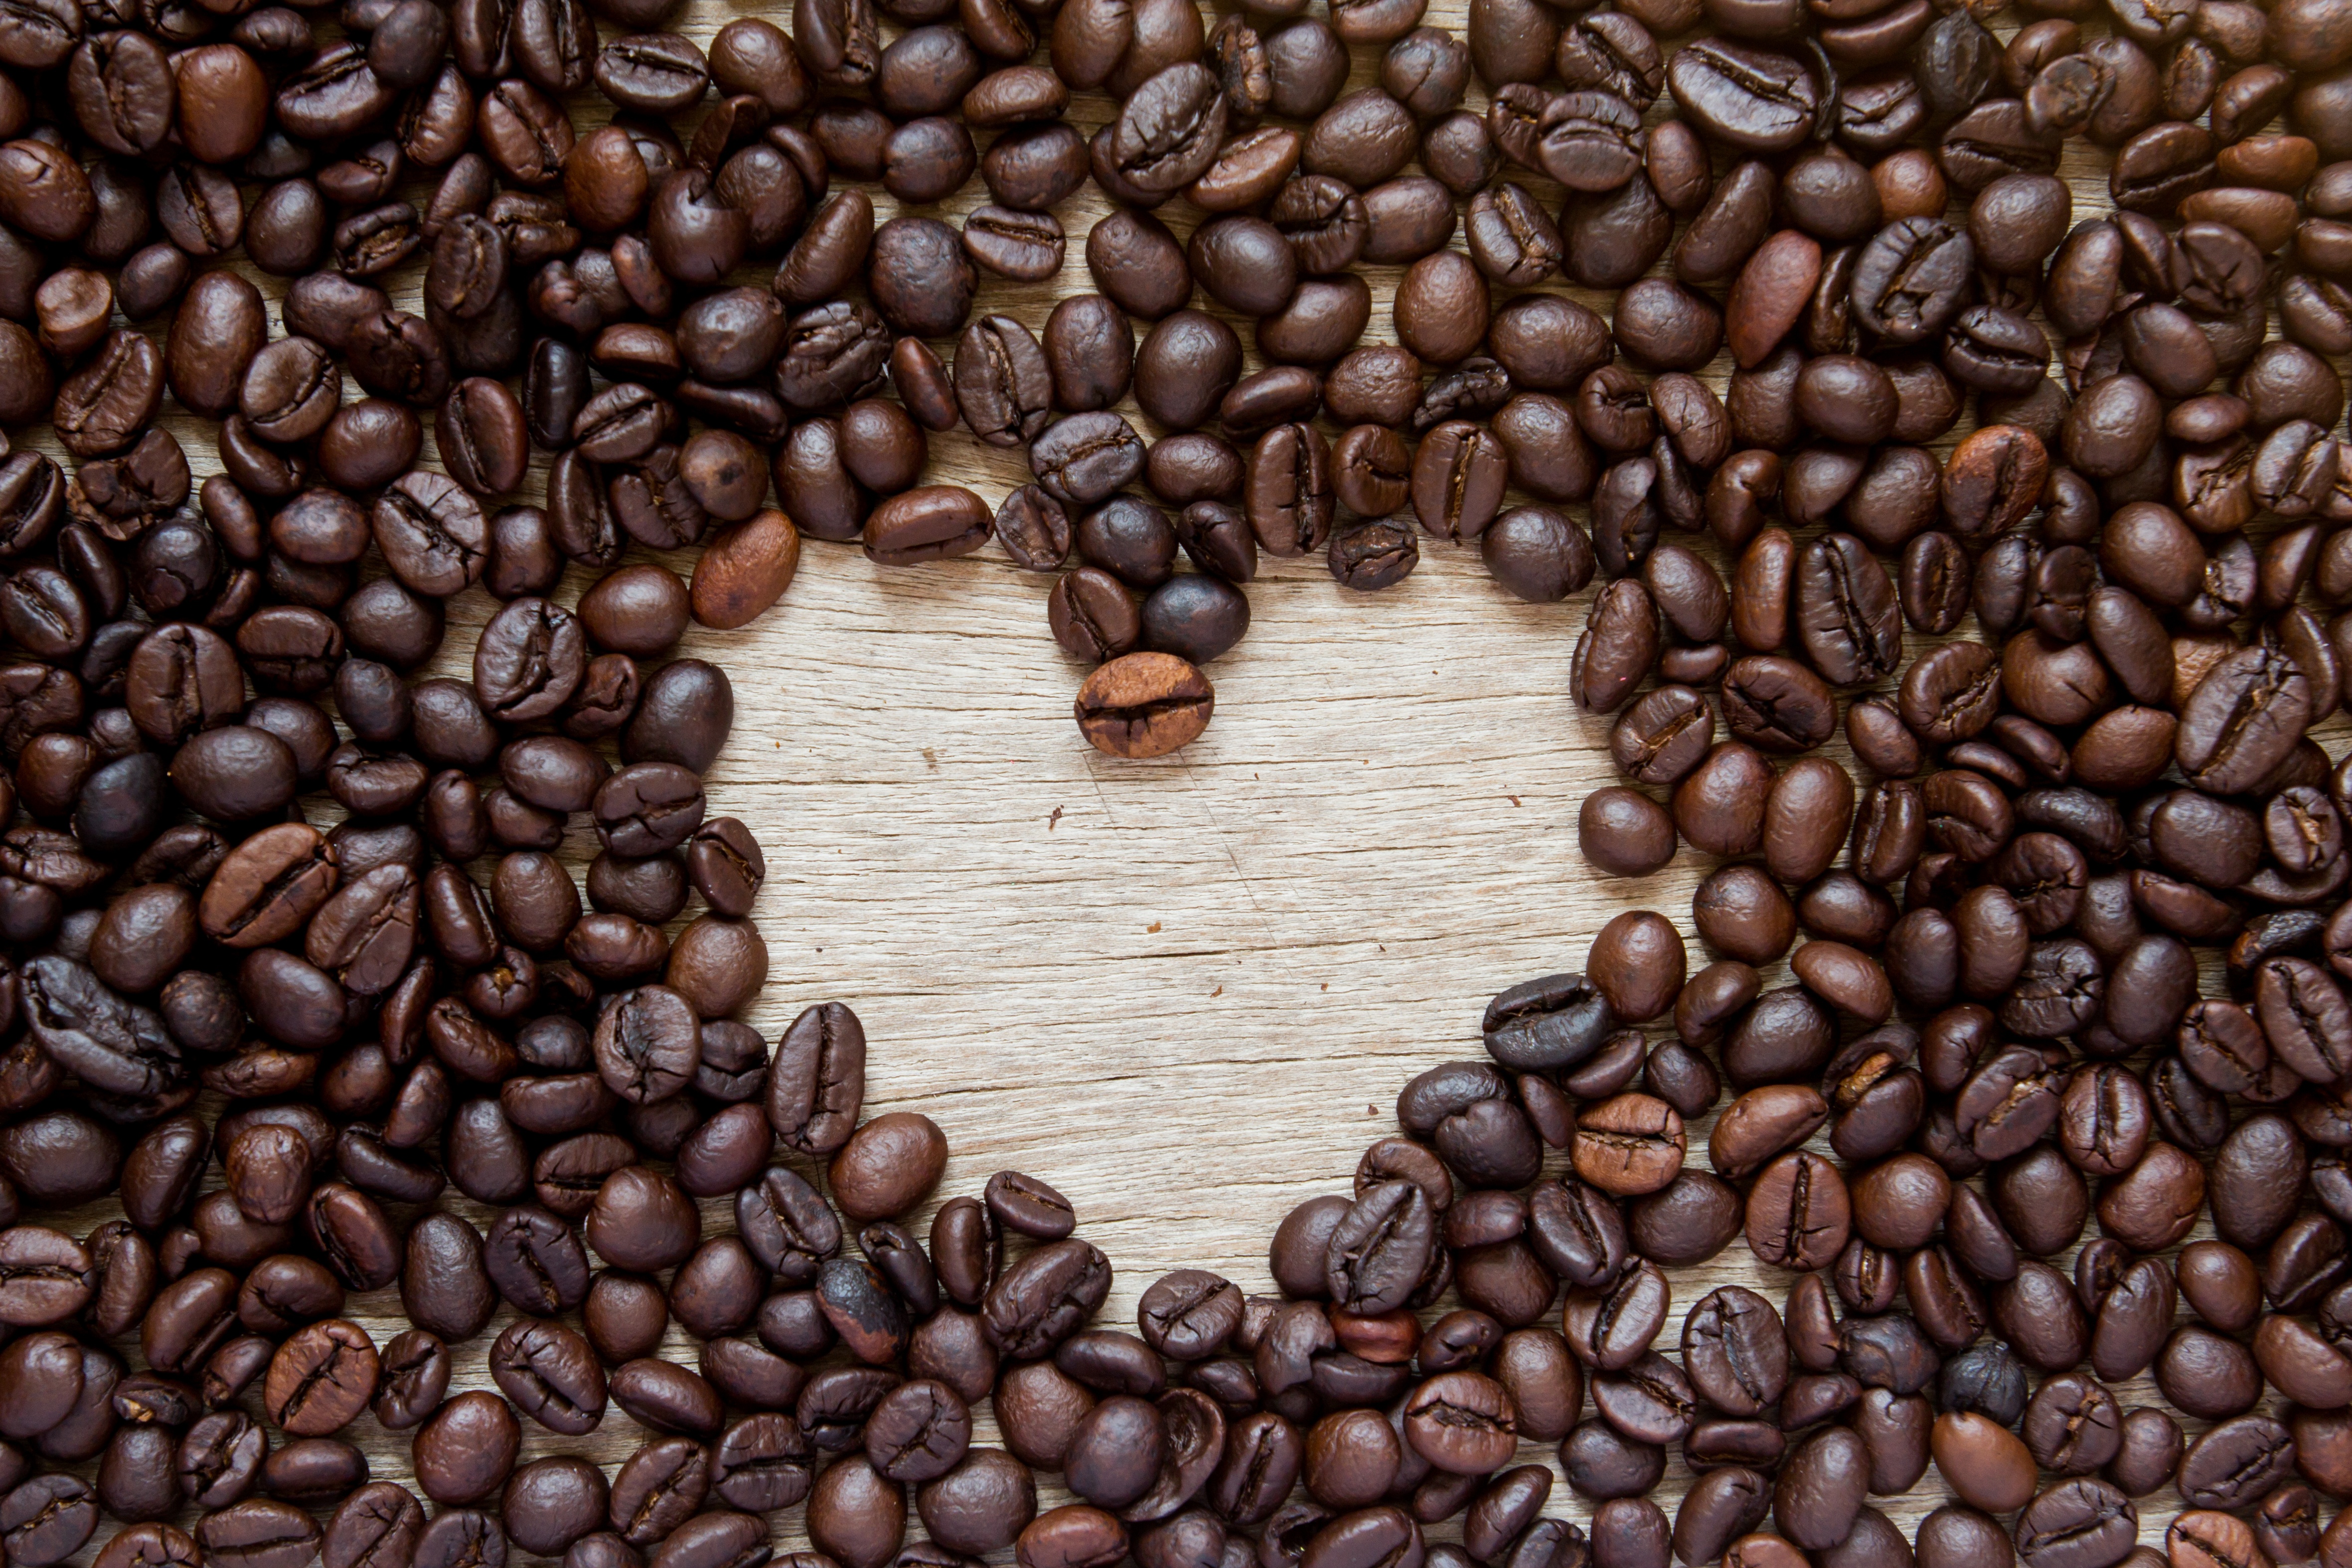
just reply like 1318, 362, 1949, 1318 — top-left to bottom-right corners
9, 0, 2308, 1555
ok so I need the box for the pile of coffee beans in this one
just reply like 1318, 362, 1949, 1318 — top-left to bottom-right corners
0, 434, 786, 1566
3, 850, 2346, 1568
0, 0, 2351, 1558
1189, 884, 2352, 1568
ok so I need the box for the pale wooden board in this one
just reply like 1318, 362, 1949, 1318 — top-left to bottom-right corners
8, 2, 2315, 1557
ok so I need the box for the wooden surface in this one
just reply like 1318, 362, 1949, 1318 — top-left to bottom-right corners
17, 4, 2278, 1554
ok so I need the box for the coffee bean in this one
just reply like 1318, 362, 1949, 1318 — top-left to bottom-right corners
1669, 39, 1822, 151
